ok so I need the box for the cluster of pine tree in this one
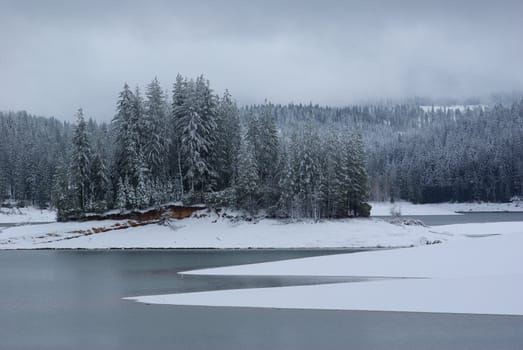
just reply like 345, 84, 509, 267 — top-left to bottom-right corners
2, 82, 521, 215
32, 75, 370, 219
0, 112, 73, 207
366, 103, 523, 203
246, 100, 523, 203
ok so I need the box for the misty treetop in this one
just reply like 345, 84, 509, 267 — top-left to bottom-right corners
1, 78, 522, 218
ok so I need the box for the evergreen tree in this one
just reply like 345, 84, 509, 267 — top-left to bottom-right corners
71, 108, 91, 210
112, 84, 149, 209
284, 130, 323, 219
51, 156, 75, 219
276, 147, 296, 218
235, 139, 259, 214
144, 77, 170, 181
349, 133, 370, 216
214, 89, 241, 189
113, 83, 138, 183
174, 75, 217, 195
246, 106, 280, 207
89, 147, 109, 210
116, 177, 128, 210
332, 133, 370, 216
172, 74, 188, 197
135, 171, 150, 208
194, 75, 218, 190
319, 132, 342, 217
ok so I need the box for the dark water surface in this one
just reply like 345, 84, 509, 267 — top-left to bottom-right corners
1, 250, 522, 350
374, 211, 523, 226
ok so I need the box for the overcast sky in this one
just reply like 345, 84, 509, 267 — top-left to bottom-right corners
1, 0, 522, 121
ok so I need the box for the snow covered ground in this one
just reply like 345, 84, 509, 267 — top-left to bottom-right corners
125, 221, 523, 315
2, 205, 522, 250
126, 275, 522, 315
0, 214, 446, 249
0, 206, 56, 224
370, 201, 523, 216
181, 222, 523, 277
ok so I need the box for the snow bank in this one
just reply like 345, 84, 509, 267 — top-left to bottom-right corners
126, 222, 523, 315
0, 207, 56, 224
182, 222, 523, 278
370, 201, 523, 216
125, 275, 523, 315
0, 215, 446, 249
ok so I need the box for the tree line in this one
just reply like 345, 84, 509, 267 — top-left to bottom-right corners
245, 100, 523, 203
0, 75, 369, 219
1, 80, 521, 218
366, 104, 523, 203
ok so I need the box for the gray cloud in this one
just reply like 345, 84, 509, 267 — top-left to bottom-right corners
1, 0, 522, 121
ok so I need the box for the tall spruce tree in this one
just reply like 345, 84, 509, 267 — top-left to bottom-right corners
194, 75, 218, 190
144, 77, 169, 182
174, 75, 217, 195
172, 74, 188, 197
214, 90, 241, 189
113, 83, 136, 183
235, 138, 259, 213
89, 147, 109, 210
71, 108, 91, 211
112, 84, 148, 209
51, 156, 75, 219
334, 133, 370, 216
320, 132, 342, 217
246, 106, 280, 207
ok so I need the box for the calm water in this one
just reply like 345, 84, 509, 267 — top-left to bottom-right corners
1, 250, 522, 350
374, 211, 523, 226
1, 213, 523, 349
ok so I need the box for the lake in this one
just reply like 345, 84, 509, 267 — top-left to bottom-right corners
1, 249, 522, 350
374, 211, 523, 226
1, 213, 523, 349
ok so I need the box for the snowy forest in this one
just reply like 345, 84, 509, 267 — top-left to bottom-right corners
0, 75, 522, 220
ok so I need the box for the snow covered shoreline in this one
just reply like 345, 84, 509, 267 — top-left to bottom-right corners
125, 221, 523, 315
369, 200, 523, 216
0, 206, 56, 224
0, 215, 448, 250
1, 202, 522, 250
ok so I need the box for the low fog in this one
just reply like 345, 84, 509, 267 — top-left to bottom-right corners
1, 0, 522, 120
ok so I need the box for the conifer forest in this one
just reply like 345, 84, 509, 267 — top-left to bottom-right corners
1, 75, 522, 220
